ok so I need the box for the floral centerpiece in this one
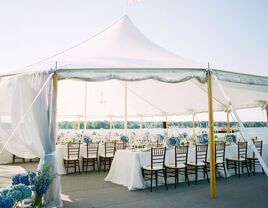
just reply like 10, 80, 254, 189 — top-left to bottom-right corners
196, 133, 209, 144
225, 134, 237, 144
132, 142, 145, 149
251, 136, 258, 142
180, 139, 188, 146
120, 135, 128, 142
167, 136, 180, 147
82, 136, 92, 144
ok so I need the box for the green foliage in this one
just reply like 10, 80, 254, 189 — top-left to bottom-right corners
58, 120, 267, 129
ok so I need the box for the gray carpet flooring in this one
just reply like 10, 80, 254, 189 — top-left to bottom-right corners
61, 171, 268, 208
1, 163, 268, 208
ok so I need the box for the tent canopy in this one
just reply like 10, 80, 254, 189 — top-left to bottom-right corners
1, 15, 268, 119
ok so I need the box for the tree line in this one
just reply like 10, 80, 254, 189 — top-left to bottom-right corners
58, 121, 267, 129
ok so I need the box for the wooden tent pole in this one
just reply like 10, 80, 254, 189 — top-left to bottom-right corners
84, 82, 87, 130
207, 67, 216, 199
192, 114, 195, 135
140, 117, 143, 129
226, 111, 230, 133
110, 117, 113, 132
266, 108, 268, 127
124, 81, 128, 135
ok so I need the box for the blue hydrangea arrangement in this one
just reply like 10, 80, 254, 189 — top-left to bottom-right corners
29, 165, 55, 197
12, 173, 30, 186
225, 134, 237, 143
167, 137, 180, 147
120, 135, 128, 142
197, 134, 209, 144
0, 184, 31, 207
182, 132, 188, 139
83, 136, 92, 144
0, 196, 14, 208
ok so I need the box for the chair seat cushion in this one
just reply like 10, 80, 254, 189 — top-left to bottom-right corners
246, 155, 257, 160
187, 161, 206, 166
83, 155, 97, 159
142, 165, 163, 171
165, 163, 186, 169
227, 157, 246, 161
64, 157, 79, 161
207, 159, 224, 164
100, 154, 114, 158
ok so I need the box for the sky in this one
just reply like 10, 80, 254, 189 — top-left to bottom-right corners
0, 0, 267, 121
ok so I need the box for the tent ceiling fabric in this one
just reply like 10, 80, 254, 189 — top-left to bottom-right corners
39, 15, 206, 70
0, 15, 267, 118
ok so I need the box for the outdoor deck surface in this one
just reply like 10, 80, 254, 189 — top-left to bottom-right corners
0, 163, 268, 208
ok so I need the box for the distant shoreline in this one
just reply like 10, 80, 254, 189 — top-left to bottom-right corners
58, 121, 267, 129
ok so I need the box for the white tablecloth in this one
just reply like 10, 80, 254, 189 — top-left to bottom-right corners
105, 144, 268, 190
56, 144, 105, 175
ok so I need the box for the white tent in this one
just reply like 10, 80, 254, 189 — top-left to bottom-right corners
0, 15, 268, 206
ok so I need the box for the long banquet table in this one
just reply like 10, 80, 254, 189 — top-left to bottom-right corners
105, 144, 268, 190
56, 144, 105, 175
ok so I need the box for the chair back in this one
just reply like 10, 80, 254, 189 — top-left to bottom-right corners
175, 145, 188, 167
238, 141, 247, 159
253, 140, 263, 157
151, 147, 166, 169
86, 142, 99, 158
123, 141, 130, 149
115, 142, 124, 151
215, 142, 226, 162
67, 142, 80, 159
105, 142, 115, 157
195, 144, 208, 164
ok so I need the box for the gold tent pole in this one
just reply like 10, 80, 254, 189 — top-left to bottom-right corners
266, 108, 268, 127
124, 81, 128, 135
207, 66, 216, 199
226, 111, 230, 133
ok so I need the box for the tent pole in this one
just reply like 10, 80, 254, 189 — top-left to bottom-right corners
226, 111, 230, 133
84, 82, 87, 131
78, 116, 80, 131
140, 117, 143, 129
266, 108, 268, 127
110, 117, 113, 132
207, 67, 216, 199
192, 114, 195, 135
165, 115, 168, 135
124, 81, 128, 135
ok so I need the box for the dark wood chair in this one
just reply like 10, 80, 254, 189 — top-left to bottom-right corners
227, 141, 250, 177
13, 155, 25, 163
247, 140, 264, 175
207, 142, 227, 179
63, 142, 81, 175
165, 145, 189, 188
187, 144, 209, 184
141, 147, 168, 192
99, 142, 115, 171
82, 142, 99, 173
115, 142, 124, 151
123, 141, 130, 149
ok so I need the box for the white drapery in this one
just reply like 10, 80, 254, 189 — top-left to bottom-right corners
0, 70, 62, 207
